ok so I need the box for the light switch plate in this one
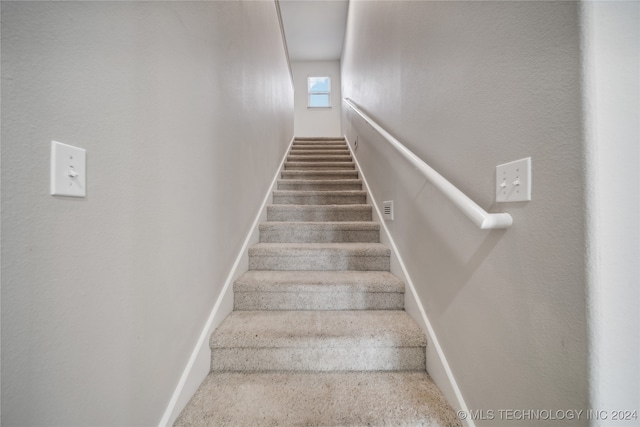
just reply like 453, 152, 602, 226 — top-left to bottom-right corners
51, 141, 86, 197
496, 157, 531, 202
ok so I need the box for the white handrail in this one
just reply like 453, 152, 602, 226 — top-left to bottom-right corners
343, 98, 513, 230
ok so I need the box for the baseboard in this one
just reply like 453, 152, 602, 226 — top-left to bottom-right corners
158, 136, 295, 427
344, 135, 474, 427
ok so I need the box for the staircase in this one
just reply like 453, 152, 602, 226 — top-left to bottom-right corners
175, 137, 461, 426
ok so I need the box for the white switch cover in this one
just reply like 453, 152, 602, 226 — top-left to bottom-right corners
51, 141, 86, 197
496, 157, 531, 202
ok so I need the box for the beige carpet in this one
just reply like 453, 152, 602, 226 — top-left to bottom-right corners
175, 372, 461, 426
174, 137, 461, 426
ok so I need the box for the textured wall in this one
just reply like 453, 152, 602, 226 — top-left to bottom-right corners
1, 2, 293, 425
341, 1, 588, 425
581, 1, 640, 424
292, 61, 342, 137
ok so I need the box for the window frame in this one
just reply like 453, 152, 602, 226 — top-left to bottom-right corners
307, 76, 331, 109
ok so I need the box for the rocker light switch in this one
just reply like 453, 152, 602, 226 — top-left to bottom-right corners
496, 157, 531, 202
51, 141, 86, 197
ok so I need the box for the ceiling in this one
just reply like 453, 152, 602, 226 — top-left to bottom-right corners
279, 0, 350, 61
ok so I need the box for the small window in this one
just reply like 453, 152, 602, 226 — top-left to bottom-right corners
308, 76, 331, 108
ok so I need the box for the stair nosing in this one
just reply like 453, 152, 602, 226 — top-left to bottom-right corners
249, 242, 390, 256
267, 204, 371, 209
284, 162, 354, 165
259, 221, 379, 230
277, 179, 362, 184
210, 310, 426, 348
234, 271, 404, 293
273, 190, 366, 195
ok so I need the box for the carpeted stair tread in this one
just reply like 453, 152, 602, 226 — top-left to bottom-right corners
234, 290, 403, 311
273, 189, 366, 195
280, 170, 359, 180
260, 221, 379, 232
209, 311, 425, 371
284, 161, 355, 170
234, 270, 403, 293
249, 242, 389, 256
233, 270, 403, 310
248, 242, 390, 271
291, 144, 347, 149
259, 221, 379, 243
209, 310, 426, 348
174, 371, 461, 427
287, 155, 352, 162
272, 190, 366, 205
276, 179, 362, 191
294, 138, 346, 143
290, 147, 349, 153
295, 136, 345, 139
289, 149, 349, 155
290, 146, 348, 151
291, 144, 348, 150
267, 204, 372, 221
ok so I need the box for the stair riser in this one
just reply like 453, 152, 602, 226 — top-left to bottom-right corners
289, 150, 349, 155
292, 144, 347, 149
291, 145, 348, 149
234, 292, 404, 310
267, 207, 372, 222
293, 141, 345, 145
273, 194, 366, 205
277, 182, 362, 191
295, 138, 345, 140
260, 229, 379, 243
290, 148, 349, 153
234, 271, 405, 293
287, 156, 352, 163
280, 171, 359, 180
284, 163, 355, 170
210, 347, 425, 372
292, 145, 347, 149
249, 255, 389, 271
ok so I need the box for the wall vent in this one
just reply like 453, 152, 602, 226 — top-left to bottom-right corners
382, 200, 394, 221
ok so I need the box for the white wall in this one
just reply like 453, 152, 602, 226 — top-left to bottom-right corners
0, 2, 293, 426
342, 2, 588, 425
292, 60, 342, 137
581, 2, 640, 425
